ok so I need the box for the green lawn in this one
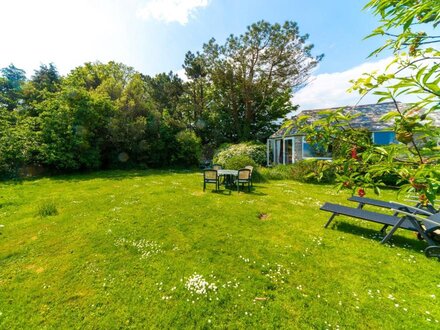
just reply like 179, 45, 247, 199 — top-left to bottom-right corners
0, 170, 439, 329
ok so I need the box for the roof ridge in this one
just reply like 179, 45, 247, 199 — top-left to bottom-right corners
298, 101, 404, 114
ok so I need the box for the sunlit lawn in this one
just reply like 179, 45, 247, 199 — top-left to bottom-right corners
0, 169, 439, 329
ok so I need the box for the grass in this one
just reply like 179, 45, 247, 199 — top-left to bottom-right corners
37, 200, 58, 217
0, 169, 439, 329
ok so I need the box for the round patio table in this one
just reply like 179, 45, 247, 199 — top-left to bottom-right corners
217, 169, 238, 188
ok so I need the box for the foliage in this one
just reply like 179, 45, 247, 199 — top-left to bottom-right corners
259, 160, 336, 184
296, 0, 440, 203
223, 154, 257, 171
143, 71, 184, 121
0, 62, 198, 175
0, 19, 322, 176
213, 142, 266, 166
290, 160, 337, 184
258, 164, 294, 180
0, 108, 27, 176
0, 64, 26, 110
182, 20, 322, 146
172, 130, 202, 166
30, 63, 61, 93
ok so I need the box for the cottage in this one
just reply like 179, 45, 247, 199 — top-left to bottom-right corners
266, 102, 439, 165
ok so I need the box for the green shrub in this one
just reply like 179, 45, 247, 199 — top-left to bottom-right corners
172, 130, 202, 166
258, 165, 293, 180
259, 160, 337, 184
223, 155, 263, 183
290, 160, 336, 184
37, 201, 58, 217
223, 155, 257, 170
213, 142, 266, 166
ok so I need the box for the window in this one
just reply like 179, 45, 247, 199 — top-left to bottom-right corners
372, 131, 396, 145
284, 139, 293, 164
302, 137, 332, 158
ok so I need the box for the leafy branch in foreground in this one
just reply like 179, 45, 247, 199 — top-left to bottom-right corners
298, 0, 440, 203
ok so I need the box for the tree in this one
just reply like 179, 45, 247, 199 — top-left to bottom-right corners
0, 64, 26, 110
64, 62, 157, 167
142, 72, 203, 166
143, 71, 184, 119
298, 0, 440, 203
31, 63, 61, 93
20, 63, 62, 116
181, 51, 210, 132
183, 20, 322, 145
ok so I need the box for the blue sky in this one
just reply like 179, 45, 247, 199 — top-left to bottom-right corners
0, 0, 399, 109
136, 0, 387, 75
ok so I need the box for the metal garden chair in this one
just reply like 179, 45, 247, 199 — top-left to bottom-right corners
236, 168, 252, 192
245, 165, 254, 187
203, 169, 220, 191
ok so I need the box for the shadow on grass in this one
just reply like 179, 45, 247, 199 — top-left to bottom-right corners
208, 189, 234, 196
0, 168, 200, 185
207, 185, 268, 196
331, 221, 427, 254
0, 202, 14, 209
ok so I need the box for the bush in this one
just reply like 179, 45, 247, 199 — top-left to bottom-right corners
258, 165, 293, 180
213, 142, 266, 166
222, 155, 263, 183
223, 155, 257, 170
290, 160, 336, 184
172, 130, 202, 166
259, 160, 337, 184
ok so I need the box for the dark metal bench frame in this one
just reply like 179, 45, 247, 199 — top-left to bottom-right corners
348, 196, 437, 214
321, 202, 438, 245
347, 196, 437, 236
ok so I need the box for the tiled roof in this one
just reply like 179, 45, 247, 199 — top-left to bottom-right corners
269, 102, 440, 138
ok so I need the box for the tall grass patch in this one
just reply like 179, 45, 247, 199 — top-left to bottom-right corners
37, 200, 58, 217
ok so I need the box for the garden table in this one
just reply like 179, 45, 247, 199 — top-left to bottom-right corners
217, 169, 238, 188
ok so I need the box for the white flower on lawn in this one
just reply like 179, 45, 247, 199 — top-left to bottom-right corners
185, 273, 218, 296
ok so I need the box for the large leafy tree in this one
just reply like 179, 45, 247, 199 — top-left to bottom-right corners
143, 71, 184, 119
184, 20, 322, 145
64, 62, 158, 167
35, 88, 113, 170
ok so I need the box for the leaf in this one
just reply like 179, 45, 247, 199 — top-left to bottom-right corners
380, 111, 399, 121
373, 90, 392, 96
374, 185, 381, 195
377, 96, 392, 103
422, 64, 440, 85
415, 65, 427, 83
403, 17, 414, 31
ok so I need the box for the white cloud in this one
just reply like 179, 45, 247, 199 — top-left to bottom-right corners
137, 0, 209, 25
292, 57, 419, 112
175, 68, 189, 82
0, 0, 135, 77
